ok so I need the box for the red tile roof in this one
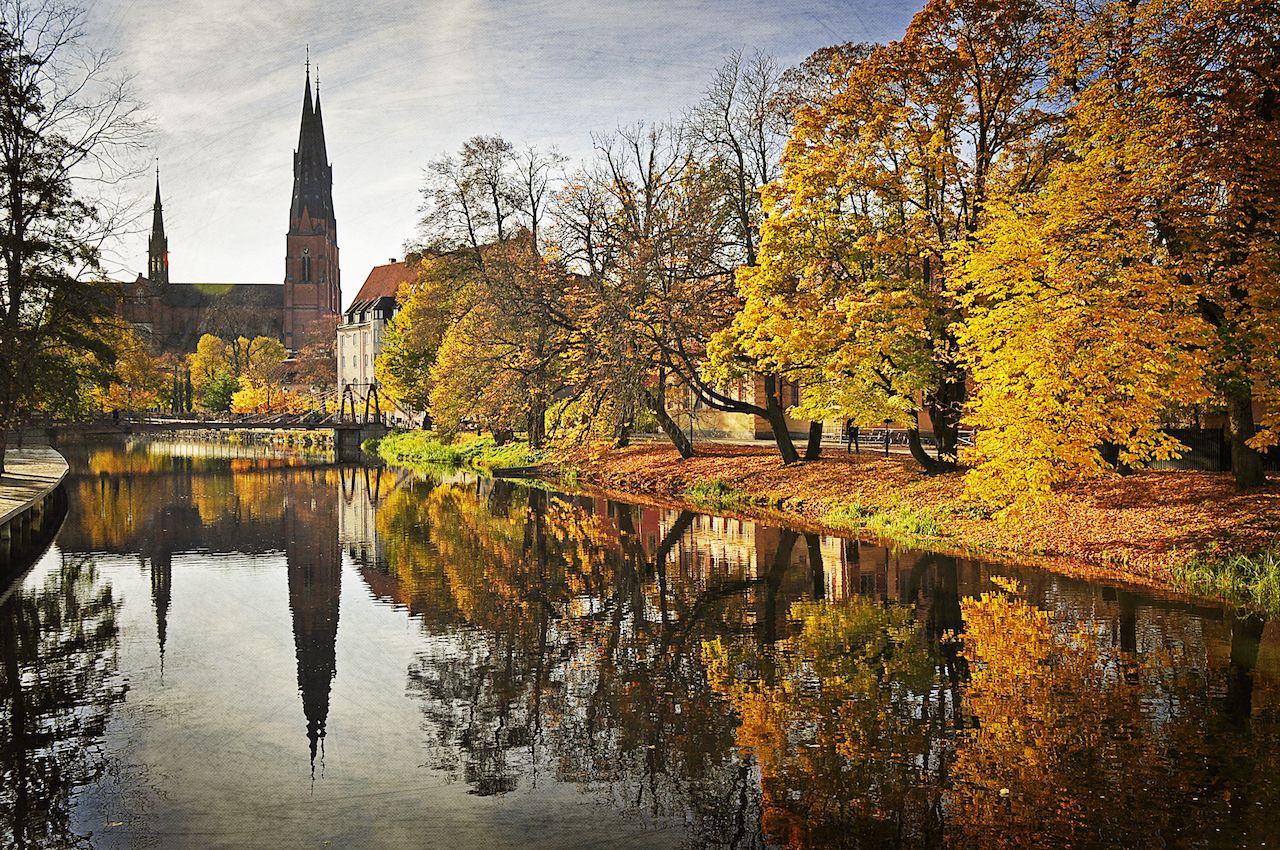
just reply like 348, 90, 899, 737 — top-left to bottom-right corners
346, 260, 417, 313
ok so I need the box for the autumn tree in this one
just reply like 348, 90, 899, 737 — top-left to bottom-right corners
550, 55, 830, 463
554, 105, 815, 461
95, 326, 169, 413
724, 0, 1058, 473
954, 0, 1280, 506
954, 184, 1210, 514
376, 253, 471, 423
552, 123, 722, 457
772, 42, 876, 115
187, 332, 229, 396
0, 0, 145, 471
185, 332, 288, 412
1055, 0, 1280, 487
230, 380, 306, 415
685, 52, 831, 463
426, 241, 571, 444
398, 137, 572, 446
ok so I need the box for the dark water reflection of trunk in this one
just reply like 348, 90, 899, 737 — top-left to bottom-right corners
1, 554, 126, 849
1226, 612, 1266, 724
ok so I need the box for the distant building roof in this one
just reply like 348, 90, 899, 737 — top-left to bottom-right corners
344, 260, 417, 317
128, 280, 284, 309
121, 278, 285, 351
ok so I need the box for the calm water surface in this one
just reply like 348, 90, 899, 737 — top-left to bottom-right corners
1, 438, 1277, 849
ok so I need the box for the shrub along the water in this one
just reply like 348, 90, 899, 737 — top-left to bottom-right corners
1171, 548, 1280, 616
372, 431, 543, 472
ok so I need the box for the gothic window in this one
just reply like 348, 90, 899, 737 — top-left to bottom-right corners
302, 247, 311, 282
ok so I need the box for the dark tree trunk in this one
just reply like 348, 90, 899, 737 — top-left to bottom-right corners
907, 428, 942, 473
759, 530, 798, 645
1226, 387, 1265, 489
1226, 612, 1265, 724
526, 399, 546, 448
804, 420, 823, 461
0, 428, 7, 476
805, 533, 825, 599
646, 388, 694, 459
762, 375, 799, 464
924, 376, 966, 469
614, 419, 632, 448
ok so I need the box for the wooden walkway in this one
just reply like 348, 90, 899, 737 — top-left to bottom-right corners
0, 446, 69, 529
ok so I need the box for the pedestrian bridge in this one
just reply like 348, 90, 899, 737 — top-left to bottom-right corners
118, 413, 388, 459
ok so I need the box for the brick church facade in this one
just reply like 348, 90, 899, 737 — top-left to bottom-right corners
121, 66, 340, 354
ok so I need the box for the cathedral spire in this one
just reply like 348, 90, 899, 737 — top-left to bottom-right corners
283, 55, 340, 351
290, 58, 333, 228
148, 161, 169, 285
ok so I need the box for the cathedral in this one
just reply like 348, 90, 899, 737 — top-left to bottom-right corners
121, 65, 341, 354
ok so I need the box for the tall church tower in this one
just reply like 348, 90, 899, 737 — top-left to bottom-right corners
283, 62, 340, 351
148, 168, 169, 285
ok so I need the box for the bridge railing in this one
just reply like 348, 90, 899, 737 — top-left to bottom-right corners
135, 410, 342, 428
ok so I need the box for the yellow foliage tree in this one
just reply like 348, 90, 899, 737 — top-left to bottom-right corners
187, 333, 229, 397
187, 333, 289, 412
953, 185, 1210, 516
229, 379, 308, 415
716, 0, 1058, 472
954, 0, 1280, 504
94, 327, 170, 413
375, 253, 470, 418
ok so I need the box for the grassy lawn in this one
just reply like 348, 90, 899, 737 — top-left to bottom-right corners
367, 431, 544, 473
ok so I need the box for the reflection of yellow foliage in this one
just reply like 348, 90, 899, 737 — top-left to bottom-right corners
949, 580, 1159, 849
705, 597, 934, 848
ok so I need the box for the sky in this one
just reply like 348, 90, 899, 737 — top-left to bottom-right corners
86, 0, 917, 308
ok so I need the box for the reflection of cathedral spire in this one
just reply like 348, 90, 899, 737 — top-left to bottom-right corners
286, 474, 342, 773
149, 552, 172, 674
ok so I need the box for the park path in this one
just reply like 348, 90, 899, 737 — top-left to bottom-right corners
0, 446, 69, 529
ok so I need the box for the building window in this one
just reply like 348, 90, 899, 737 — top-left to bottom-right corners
302, 255, 311, 282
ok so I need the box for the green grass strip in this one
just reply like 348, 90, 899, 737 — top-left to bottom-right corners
1171, 548, 1280, 616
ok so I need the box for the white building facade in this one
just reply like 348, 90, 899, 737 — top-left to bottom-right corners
337, 259, 417, 420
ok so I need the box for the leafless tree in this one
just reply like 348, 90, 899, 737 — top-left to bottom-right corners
0, 0, 147, 471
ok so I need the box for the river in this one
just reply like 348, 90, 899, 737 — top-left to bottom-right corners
0, 437, 1276, 849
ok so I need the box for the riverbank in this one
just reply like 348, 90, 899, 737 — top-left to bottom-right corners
0, 446, 68, 530
553, 442, 1280, 610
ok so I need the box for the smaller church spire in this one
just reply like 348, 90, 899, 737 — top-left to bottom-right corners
148, 160, 169, 285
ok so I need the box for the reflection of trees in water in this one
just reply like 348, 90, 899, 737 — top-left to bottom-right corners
706, 598, 946, 849
388, 482, 775, 844
373, 477, 1280, 849
57, 440, 330, 557
951, 582, 1280, 850
0, 555, 127, 849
